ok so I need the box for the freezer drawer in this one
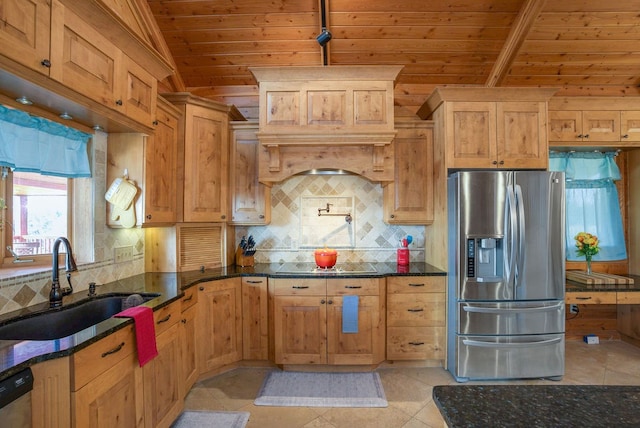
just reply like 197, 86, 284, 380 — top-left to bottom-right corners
457, 301, 564, 335
452, 334, 564, 382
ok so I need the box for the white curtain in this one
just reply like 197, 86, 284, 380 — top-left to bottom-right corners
549, 151, 627, 261
0, 104, 91, 177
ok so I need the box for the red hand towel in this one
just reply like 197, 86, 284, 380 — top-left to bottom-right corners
114, 306, 158, 367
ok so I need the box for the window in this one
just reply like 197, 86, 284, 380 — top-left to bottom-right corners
549, 151, 627, 261
2, 169, 71, 264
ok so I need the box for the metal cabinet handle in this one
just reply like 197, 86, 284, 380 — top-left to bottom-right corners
321, 299, 326, 304
575, 296, 592, 300
292, 286, 309, 289
390, 214, 395, 219
102, 342, 125, 358
146, 214, 152, 220
622, 134, 629, 139
407, 308, 424, 312
498, 160, 504, 165
345, 285, 362, 289
492, 160, 498, 165
328, 300, 333, 305
583, 134, 590, 138
157, 314, 171, 324
199, 286, 205, 291
259, 214, 265, 219
408, 341, 425, 346
577, 134, 583, 138
181, 319, 187, 324
408, 283, 425, 287
247, 280, 264, 284
115, 99, 123, 106
41, 59, 51, 67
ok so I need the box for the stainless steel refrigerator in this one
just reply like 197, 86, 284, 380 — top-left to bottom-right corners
447, 171, 565, 382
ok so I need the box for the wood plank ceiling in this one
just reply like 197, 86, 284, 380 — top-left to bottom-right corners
146, 0, 640, 119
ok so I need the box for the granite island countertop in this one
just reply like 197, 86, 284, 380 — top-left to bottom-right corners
0, 262, 444, 381
433, 384, 640, 427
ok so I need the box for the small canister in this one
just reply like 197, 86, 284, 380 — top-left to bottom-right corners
397, 248, 409, 265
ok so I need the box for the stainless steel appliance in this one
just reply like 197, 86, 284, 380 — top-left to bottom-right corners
447, 171, 565, 382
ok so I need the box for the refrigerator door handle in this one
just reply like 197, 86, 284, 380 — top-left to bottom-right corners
505, 185, 517, 288
462, 337, 562, 348
514, 184, 526, 285
462, 302, 564, 314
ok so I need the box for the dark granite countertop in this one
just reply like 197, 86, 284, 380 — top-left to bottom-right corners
433, 385, 640, 427
0, 262, 444, 381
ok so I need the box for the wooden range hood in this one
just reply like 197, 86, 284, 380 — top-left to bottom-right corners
250, 66, 402, 184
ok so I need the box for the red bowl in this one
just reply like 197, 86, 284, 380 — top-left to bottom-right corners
314, 249, 338, 268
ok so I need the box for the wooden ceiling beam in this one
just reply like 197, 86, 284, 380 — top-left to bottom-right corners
486, 0, 547, 87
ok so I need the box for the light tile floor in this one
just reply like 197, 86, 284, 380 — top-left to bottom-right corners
182, 340, 640, 427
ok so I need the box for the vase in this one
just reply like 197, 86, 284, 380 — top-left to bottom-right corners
585, 255, 592, 275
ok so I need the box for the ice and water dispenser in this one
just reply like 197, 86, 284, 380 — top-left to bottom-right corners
466, 237, 504, 282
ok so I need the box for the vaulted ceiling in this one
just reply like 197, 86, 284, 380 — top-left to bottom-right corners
146, 0, 640, 119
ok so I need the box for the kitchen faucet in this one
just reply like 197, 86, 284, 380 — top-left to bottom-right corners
49, 237, 77, 308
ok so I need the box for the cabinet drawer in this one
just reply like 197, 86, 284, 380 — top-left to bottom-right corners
153, 301, 180, 336
327, 278, 381, 296
71, 325, 135, 390
566, 292, 616, 304
387, 276, 445, 294
273, 278, 326, 296
386, 326, 445, 360
180, 287, 198, 311
387, 293, 445, 327
617, 292, 640, 304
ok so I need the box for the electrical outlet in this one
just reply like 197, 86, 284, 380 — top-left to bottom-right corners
114, 246, 133, 263
569, 304, 579, 314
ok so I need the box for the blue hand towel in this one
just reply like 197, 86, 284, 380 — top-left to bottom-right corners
342, 295, 359, 333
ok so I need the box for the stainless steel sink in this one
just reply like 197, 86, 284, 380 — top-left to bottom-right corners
0, 293, 160, 341
276, 262, 377, 274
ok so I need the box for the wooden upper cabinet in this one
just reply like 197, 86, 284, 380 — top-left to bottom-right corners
384, 119, 434, 224
106, 97, 179, 228
143, 97, 180, 224
548, 98, 640, 147
0, 0, 51, 74
49, 2, 157, 127
230, 121, 271, 225
419, 88, 556, 170
165, 93, 244, 223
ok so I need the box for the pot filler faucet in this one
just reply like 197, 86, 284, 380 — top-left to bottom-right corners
49, 237, 77, 308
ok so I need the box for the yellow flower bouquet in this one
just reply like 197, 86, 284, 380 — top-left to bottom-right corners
574, 232, 599, 274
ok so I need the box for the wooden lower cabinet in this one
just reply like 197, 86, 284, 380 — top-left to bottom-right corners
71, 324, 144, 428
272, 278, 385, 365
31, 357, 71, 428
242, 277, 269, 360
386, 276, 446, 361
142, 302, 183, 428
197, 278, 243, 374
180, 287, 199, 395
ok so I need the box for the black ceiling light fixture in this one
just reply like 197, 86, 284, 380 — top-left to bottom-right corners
316, 0, 331, 65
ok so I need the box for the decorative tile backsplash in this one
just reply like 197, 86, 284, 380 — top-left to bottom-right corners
235, 174, 425, 265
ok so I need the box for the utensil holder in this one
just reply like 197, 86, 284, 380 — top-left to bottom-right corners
235, 246, 255, 267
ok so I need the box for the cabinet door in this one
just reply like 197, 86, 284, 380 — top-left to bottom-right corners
497, 101, 548, 169
50, 4, 120, 109
72, 352, 144, 428
242, 277, 269, 360
197, 279, 242, 373
31, 357, 71, 428
230, 122, 271, 225
326, 295, 384, 365
384, 121, 434, 224
548, 110, 582, 142
446, 102, 496, 168
620, 111, 640, 142
180, 303, 198, 395
143, 322, 183, 428
183, 104, 229, 222
0, 0, 51, 74
582, 110, 620, 142
119, 54, 157, 128
274, 295, 327, 364
143, 97, 180, 224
